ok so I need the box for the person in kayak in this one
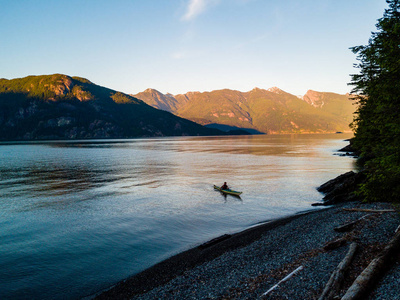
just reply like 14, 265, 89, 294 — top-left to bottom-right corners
221, 182, 229, 190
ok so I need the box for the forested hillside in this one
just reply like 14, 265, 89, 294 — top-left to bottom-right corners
350, 0, 400, 202
0, 74, 222, 140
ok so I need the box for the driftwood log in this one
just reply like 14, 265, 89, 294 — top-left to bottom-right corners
341, 229, 400, 300
324, 238, 347, 251
342, 208, 395, 213
334, 214, 372, 233
261, 266, 303, 298
318, 242, 358, 300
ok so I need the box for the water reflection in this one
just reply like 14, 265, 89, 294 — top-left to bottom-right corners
127, 134, 344, 156
27, 134, 342, 156
0, 144, 180, 212
0, 134, 355, 300
215, 191, 243, 202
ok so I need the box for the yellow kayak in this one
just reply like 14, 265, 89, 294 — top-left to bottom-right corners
213, 185, 242, 196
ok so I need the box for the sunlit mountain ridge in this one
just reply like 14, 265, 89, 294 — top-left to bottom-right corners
134, 87, 356, 134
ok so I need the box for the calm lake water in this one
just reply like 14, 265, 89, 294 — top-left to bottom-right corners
0, 134, 355, 299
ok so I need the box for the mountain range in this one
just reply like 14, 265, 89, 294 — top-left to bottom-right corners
134, 87, 356, 134
0, 74, 356, 141
0, 74, 222, 141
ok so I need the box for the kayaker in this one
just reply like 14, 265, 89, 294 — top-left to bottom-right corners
221, 182, 229, 190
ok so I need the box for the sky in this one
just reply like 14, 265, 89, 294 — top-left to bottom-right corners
0, 0, 388, 96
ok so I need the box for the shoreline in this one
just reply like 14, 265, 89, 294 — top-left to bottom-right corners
0, 132, 353, 144
92, 207, 330, 299
93, 202, 400, 299
92, 141, 398, 299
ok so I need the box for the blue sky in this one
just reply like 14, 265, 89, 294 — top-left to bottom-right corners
0, 0, 388, 95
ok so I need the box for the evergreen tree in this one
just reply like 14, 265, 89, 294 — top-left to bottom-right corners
350, 0, 400, 201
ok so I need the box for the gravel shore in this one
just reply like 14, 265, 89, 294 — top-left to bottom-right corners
95, 201, 399, 300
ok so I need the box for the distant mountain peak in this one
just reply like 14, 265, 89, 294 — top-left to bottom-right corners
303, 89, 325, 108
134, 88, 181, 112
186, 91, 201, 96
267, 87, 285, 94
143, 88, 162, 94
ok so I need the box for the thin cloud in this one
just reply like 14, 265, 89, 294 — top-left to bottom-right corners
182, 0, 219, 21
172, 51, 187, 59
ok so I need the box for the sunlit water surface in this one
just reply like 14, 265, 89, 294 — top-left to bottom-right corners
0, 134, 355, 299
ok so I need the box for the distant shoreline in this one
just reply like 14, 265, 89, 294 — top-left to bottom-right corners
0, 131, 354, 144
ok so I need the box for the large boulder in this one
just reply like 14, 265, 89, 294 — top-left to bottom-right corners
314, 171, 367, 205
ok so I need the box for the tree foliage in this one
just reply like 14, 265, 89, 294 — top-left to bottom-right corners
350, 0, 400, 202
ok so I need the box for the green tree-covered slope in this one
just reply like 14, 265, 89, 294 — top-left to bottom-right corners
350, 0, 400, 202
0, 74, 222, 140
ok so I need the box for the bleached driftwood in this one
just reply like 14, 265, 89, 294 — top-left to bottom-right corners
334, 214, 372, 232
341, 229, 400, 300
261, 265, 303, 298
318, 242, 358, 300
342, 208, 395, 213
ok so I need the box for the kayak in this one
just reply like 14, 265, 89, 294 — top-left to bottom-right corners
213, 185, 242, 196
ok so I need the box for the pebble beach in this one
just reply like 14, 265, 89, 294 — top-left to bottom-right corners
95, 201, 400, 299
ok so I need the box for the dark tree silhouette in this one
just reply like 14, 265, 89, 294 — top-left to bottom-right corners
350, 0, 400, 201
